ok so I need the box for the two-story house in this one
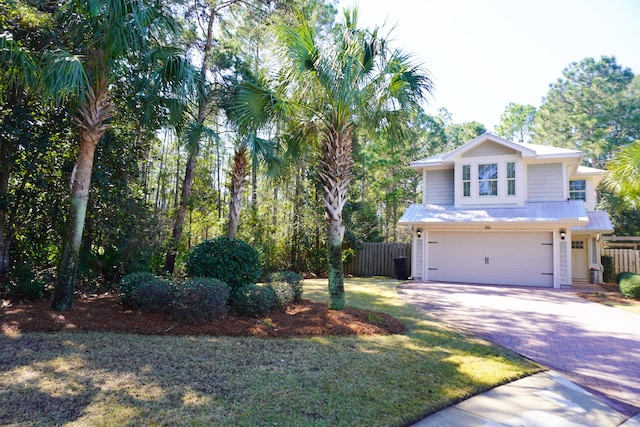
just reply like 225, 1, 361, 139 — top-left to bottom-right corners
398, 133, 613, 288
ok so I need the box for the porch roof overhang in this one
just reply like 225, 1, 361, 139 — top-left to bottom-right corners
398, 201, 589, 227
572, 210, 614, 233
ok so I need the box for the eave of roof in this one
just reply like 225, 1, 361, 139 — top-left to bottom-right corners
398, 201, 589, 226
410, 133, 583, 171
572, 211, 613, 233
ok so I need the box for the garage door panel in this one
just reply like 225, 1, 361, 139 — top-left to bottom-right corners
428, 232, 553, 287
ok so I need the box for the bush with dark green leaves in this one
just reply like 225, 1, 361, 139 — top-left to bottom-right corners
266, 270, 304, 307
615, 271, 636, 284
185, 237, 261, 292
7, 263, 47, 301
232, 284, 276, 317
601, 255, 614, 283
619, 273, 640, 300
171, 277, 230, 324
117, 272, 174, 312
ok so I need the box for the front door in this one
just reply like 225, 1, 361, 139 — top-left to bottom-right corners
571, 238, 588, 282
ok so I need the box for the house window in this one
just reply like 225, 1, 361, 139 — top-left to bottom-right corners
462, 165, 471, 197
478, 163, 498, 196
569, 180, 586, 201
571, 240, 584, 249
507, 162, 516, 196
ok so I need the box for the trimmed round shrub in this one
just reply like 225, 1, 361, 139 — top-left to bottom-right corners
185, 237, 261, 291
267, 282, 296, 309
615, 271, 636, 284
117, 272, 174, 312
232, 284, 276, 317
171, 277, 230, 324
619, 274, 640, 300
267, 270, 304, 302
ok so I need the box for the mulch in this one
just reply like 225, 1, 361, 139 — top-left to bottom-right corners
0, 294, 406, 338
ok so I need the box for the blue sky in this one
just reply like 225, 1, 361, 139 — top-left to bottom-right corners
337, 0, 640, 130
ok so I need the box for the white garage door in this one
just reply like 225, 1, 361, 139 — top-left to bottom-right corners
427, 232, 554, 287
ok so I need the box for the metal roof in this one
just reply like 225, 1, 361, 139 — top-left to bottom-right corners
398, 201, 589, 225
572, 210, 614, 233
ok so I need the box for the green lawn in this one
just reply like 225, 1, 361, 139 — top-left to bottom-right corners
0, 278, 541, 426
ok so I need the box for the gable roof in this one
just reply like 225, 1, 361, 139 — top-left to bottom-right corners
410, 132, 583, 170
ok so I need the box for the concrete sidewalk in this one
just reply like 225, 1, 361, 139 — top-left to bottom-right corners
412, 371, 640, 427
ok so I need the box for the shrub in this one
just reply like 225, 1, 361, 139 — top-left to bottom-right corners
171, 277, 230, 324
268, 282, 297, 309
7, 263, 47, 301
267, 270, 303, 302
232, 284, 276, 317
615, 271, 636, 284
117, 272, 174, 312
601, 255, 614, 283
619, 274, 640, 299
185, 237, 261, 292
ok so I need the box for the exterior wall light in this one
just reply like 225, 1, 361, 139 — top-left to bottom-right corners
560, 229, 566, 240
416, 228, 422, 238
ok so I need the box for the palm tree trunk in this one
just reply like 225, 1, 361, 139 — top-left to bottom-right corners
53, 87, 110, 311
227, 145, 249, 239
318, 128, 352, 310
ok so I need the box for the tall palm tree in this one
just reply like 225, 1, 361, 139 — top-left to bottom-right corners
232, 8, 433, 309
226, 134, 278, 239
606, 140, 640, 203
41, 0, 194, 311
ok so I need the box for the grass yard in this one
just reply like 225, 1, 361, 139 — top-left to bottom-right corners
1, 278, 541, 426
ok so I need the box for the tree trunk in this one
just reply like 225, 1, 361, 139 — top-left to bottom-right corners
318, 128, 352, 310
53, 85, 111, 311
0, 139, 14, 282
163, 151, 196, 273
227, 145, 249, 239
163, 7, 216, 273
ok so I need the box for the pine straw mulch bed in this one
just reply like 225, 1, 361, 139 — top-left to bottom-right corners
0, 294, 406, 338
576, 282, 640, 309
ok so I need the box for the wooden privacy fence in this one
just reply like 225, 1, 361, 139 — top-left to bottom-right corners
344, 242, 411, 278
602, 248, 640, 275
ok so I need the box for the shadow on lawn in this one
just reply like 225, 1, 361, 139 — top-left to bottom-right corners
0, 326, 533, 426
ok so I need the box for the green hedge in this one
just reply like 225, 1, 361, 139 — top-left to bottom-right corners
618, 273, 640, 299
185, 237, 261, 291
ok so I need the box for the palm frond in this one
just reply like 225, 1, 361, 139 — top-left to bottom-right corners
41, 49, 89, 105
0, 32, 39, 92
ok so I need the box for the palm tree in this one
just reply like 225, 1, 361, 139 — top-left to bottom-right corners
605, 141, 640, 203
231, 8, 433, 309
226, 134, 278, 239
40, 0, 194, 311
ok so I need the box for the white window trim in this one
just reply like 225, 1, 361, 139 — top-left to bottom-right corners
455, 155, 524, 207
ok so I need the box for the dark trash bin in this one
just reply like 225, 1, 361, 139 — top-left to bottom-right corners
393, 256, 409, 280
590, 269, 598, 284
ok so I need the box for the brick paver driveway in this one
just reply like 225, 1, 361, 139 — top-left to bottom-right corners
398, 282, 640, 417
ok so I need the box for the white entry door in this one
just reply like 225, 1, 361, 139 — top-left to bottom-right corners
427, 231, 554, 287
571, 238, 588, 282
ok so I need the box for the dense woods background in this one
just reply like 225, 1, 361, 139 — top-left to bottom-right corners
1, 0, 639, 300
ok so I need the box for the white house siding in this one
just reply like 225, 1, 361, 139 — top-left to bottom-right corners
559, 239, 571, 287
527, 163, 564, 201
413, 236, 424, 279
423, 169, 454, 205
426, 231, 554, 287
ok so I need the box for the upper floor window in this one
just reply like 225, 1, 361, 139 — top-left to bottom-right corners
569, 180, 586, 201
478, 163, 498, 196
462, 164, 471, 197
507, 162, 516, 196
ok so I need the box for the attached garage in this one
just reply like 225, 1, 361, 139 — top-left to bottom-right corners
427, 231, 554, 287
